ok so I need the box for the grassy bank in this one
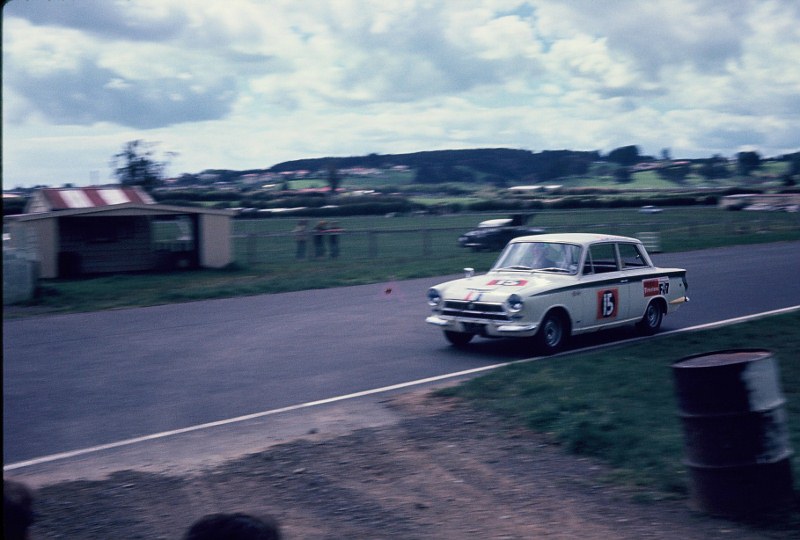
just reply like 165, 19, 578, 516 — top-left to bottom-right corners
440, 311, 800, 526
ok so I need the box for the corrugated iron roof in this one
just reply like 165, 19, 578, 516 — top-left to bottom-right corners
9, 202, 235, 222
39, 186, 155, 210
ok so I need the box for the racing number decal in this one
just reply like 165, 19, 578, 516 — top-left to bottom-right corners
486, 279, 528, 286
643, 277, 670, 297
597, 289, 619, 319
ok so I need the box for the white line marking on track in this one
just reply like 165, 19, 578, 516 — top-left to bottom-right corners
5, 306, 799, 472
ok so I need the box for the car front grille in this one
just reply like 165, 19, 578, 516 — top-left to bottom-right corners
442, 300, 510, 321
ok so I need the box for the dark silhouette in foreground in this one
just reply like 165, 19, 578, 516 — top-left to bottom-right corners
183, 512, 281, 540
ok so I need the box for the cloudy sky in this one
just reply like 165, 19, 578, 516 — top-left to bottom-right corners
3, 0, 799, 188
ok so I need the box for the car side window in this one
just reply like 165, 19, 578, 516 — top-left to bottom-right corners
619, 243, 648, 268
587, 243, 619, 273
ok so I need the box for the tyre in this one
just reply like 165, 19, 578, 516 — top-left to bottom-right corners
536, 311, 568, 354
637, 301, 663, 335
444, 330, 474, 347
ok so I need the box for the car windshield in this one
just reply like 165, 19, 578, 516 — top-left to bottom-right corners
492, 242, 582, 274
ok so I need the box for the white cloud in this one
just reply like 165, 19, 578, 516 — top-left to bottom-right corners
2, 0, 799, 187
3, 18, 92, 76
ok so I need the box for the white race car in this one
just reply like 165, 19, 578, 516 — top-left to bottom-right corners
426, 233, 689, 353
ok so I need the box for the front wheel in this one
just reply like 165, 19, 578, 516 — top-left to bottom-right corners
637, 301, 663, 335
444, 330, 474, 347
535, 312, 568, 354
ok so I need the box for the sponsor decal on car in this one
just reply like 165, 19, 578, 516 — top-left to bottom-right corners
643, 277, 670, 297
597, 288, 619, 319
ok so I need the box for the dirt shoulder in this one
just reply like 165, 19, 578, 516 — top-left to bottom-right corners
10, 391, 791, 539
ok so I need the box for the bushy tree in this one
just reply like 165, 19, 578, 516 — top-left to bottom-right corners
697, 154, 731, 180
614, 167, 633, 183
783, 152, 800, 186
536, 150, 593, 180
111, 140, 173, 191
607, 145, 641, 166
657, 163, 691, 183
326, 163, 341, 193
736, 151, 761, 176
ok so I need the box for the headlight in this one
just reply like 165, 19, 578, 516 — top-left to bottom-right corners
427, 288, 442, 308
506, 294, 524, 314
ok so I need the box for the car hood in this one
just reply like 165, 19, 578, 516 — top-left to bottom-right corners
437, 271, 574, 301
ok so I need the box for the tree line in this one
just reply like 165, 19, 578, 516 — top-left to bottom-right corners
111, 140, 799, 191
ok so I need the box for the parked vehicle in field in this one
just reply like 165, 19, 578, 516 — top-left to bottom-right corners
458, 214, 545, 251
427, 233, 689, 353
638, 205, 663, 214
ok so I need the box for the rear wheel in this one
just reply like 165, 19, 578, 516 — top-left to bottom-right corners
444, 330, 474, 347
637, 301, 663, 335
536, 311, 568, 354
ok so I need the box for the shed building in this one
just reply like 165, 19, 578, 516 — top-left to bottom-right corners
5, 187, 234, 278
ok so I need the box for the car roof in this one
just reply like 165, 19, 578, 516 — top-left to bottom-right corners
477, 218, 513, 227
508, 233, 641, 246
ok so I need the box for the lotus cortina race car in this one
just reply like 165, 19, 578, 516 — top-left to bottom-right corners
426, 233, 689, 353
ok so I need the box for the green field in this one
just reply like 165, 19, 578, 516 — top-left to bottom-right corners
230, 206, 800, 262
440, 311, 800, 528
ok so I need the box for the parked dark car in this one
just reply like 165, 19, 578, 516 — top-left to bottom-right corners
458, 214, 545, 251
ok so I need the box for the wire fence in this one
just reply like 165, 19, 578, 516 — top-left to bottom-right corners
231, 211, 800, 266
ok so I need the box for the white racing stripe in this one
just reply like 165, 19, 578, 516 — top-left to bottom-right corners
5, 305, 799, 472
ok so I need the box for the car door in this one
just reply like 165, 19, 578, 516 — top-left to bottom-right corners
578, 242, 631, 330
617, 241, 653, 319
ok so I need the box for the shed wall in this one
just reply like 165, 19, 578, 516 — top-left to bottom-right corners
199, 214, 232, 268
23, 219, 59, 279
58, 216, 156, 275
6, 205, 233, 278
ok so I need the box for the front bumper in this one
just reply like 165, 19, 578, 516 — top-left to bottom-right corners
426, 315, 539, 337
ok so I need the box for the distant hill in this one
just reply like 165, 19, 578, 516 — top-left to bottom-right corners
267, 148, 601, 183
174, 148, 604, 186
178, 148, 797, 188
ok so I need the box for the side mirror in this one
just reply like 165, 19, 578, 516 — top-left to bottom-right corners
464, 267, 474, 278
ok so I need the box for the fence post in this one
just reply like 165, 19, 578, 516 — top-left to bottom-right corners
422, 229, 431, 257
368, 231, 378, 258
247, 233, 257, 265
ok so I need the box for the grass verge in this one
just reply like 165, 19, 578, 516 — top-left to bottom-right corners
438, 311, 800, 528
13, 255, 491, 316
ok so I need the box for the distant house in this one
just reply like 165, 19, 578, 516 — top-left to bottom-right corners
5, 186, 234, 278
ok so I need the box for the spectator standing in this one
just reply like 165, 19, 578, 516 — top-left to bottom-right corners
327, 221, 343, 258
313, 221, 327, 258
292, 220, 309, 259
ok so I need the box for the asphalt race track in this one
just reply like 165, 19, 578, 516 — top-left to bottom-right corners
4, 241, 800, 468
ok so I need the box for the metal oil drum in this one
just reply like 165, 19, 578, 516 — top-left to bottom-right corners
672, 349, 794, 517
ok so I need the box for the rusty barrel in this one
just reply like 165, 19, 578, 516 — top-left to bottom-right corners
672, 349, 794, 517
